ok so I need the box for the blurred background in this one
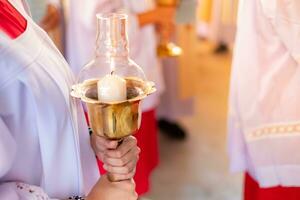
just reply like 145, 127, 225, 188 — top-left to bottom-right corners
145, 28, 243, 200
27, 0, 242, 199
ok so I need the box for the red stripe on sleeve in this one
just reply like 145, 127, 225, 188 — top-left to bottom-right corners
0, 0, 27, 39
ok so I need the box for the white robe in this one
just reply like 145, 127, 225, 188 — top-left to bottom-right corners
0, 1, 99, 199
228, 0, 300, 187
66, 0, 164, 112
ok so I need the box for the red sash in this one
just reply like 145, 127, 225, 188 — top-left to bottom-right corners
0, 0, 27, 39
245, 173, 300, 200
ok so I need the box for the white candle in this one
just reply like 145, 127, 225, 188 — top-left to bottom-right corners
97, 74, 127, 103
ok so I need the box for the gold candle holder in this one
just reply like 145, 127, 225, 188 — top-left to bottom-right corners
157, 0, 182, 57
71, 78, 156, 140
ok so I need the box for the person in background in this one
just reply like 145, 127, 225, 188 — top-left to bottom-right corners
228, 0, 300, 199
196, 0, 238, 53
66, 0, 174, 197
26, 0, 62, 50
211, 0, 238, 54
0, 0, 139, 199
158, 0, 198, 140
28, 0, 60, 31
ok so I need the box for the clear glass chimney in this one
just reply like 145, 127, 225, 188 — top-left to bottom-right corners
77, 13, 147, 87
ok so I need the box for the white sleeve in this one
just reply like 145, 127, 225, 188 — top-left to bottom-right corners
261, 0, 300, 64
0, 118, 59, 200
0, 117, 16, 178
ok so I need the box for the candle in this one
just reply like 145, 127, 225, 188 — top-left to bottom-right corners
97, 74, 127, 103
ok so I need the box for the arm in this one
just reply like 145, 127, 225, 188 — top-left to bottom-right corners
0, 117, 60, 200
137, 7, 175, 27
40, 0, 61, 31
0, 107, 137, 200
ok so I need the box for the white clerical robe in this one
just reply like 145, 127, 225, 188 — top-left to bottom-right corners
228, 0, 300, 187
66, 0, 164, 112
0, 1, 99, 199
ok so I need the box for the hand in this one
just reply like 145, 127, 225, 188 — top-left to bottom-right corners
154, 6, 176, 25
40, 4, 60, 32
156, 21, 175, 43
87, 175, 137, 200
138, 6, 175, 27
91, 135, 140, 181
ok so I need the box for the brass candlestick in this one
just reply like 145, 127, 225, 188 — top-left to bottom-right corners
71, 13, 156, 182
157, 0, 182, 57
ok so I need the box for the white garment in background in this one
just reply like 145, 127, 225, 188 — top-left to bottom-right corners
228, 0, 300, 187
209, 0, 238, 45
0, 1, 99, 199
66, 0, 164, 112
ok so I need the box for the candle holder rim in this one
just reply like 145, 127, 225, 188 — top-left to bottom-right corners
70, 78, 156, 105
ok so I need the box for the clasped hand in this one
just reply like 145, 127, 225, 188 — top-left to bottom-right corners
91, 134, 140, 181
86, 135, 140, 200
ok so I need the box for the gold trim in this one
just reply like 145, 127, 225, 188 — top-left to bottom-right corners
247, 122, 300, 140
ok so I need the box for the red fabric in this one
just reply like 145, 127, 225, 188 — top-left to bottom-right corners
244, 173, 300, 200
98, 109, 159, 196
84, 110, 90, 126
0, 0, 27, 39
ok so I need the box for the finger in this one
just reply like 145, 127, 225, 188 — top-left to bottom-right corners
91, 134, 106, 153
93, 134, 119, 150
103, 160, 137, 175
91, 135, 120, 161
105, 136, 137, 158
91, 135, 121, 162
103, 147, 140, 167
